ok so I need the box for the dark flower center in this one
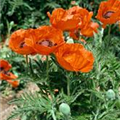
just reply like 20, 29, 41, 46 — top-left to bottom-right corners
19, 42, 26, 48
74, 30, 80, 38
3, 71, 10, 76
71, 10, 76, 15
103, 11, 114, 19
36, 40, 57, 47
0, 67, 4, 72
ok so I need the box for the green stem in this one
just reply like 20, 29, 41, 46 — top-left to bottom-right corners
46, 55, 49, 80
25, 55, 29, 73
108, 25, 111, 37
51, 109, 57, 120
107, 25, 111, 47
67, 76, 70, 96
79, 34, 81, 41
64, 115, 69, 120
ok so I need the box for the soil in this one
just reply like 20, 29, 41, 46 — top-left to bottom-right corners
0, 83, 39, 120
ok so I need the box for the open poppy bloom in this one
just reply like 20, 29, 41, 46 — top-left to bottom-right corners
96, 0, 120, 28
68, 6, 94, 29
25, 26, 65, 55
73, 8, 99, 37
47, 7, 82, 31
69, 22, 99, 39
69, 6, 99, 39
0, 59, 12, 72
54, 43, 94, 72
9, 29, 36, 55
47, 6, 98, 34
6, 80, 19, 88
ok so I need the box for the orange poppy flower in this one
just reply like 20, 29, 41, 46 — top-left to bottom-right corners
0, 59, 12, 71
69, 22, 99, 39
47, 7, 82, 31
55, 43, 94, 72
6, 80, 19, 88
9, 29, 36, 55
69, 6, 99, 38
48, 6, 97, 32
0, 71, 17, 80
25, 26, 65, 55
80, 22, 99, 37
68, 6, 94, 29
96, 0, 120, 28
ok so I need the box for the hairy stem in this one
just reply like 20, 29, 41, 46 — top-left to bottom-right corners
108, 25, 111, 37
107, 25, 111, 47
67, 75, 70, 96
51, 109, 57, 120
25, 55, 29, 73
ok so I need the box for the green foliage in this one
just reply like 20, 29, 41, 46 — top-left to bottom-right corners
7, 0, 32, 16
0, 0, 7, 14
8, 92, 59, 120
0, 26, 119, 119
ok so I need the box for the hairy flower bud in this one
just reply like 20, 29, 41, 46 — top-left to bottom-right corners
106, 89, 115, 100
59, 103, 71, 115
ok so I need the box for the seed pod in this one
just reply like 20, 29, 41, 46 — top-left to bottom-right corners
10, 21, 14, 26
59, 103, 71, 115
106, 89, 115, 100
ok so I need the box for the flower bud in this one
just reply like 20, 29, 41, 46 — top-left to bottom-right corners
7, 12, 13, 16
10, 21, 14, 26
59, 103, 71, 115
106, 89, 115, 100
